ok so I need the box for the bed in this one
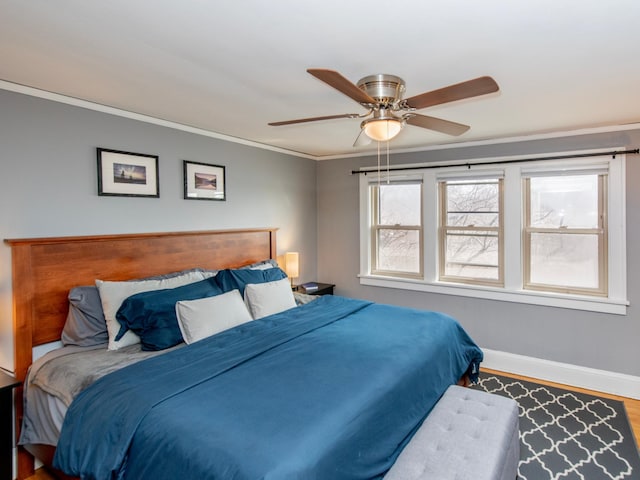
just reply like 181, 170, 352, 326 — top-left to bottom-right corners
6, 228, 483, 480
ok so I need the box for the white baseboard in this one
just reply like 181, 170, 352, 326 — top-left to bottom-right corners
481, 348, 640, 400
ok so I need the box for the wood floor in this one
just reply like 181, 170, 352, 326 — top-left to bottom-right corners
26, 468, 56, 480
25, 368, 640, 480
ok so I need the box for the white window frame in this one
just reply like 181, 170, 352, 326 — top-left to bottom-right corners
369, 179, 423, 278
438, 176, 504, 287
358, 152, 628, 315
522, 171, 607, 296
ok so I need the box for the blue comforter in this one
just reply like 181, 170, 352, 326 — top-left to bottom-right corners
54, 296, 483, 480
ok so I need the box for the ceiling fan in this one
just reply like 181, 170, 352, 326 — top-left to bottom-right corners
269, 69, 499, 145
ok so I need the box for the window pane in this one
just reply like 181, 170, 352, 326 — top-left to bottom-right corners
529, 233, 599, 288
444, 230, 499, 280
378, 183, 421, 225
447, 212, 499, 227
377, 229, 420, 273
529, 175, 599, 228
445, 180, 499, 227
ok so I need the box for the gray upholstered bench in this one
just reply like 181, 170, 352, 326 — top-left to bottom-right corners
385, 385, 520, 480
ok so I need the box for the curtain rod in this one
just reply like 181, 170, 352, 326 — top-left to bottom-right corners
351, 148, 639, 175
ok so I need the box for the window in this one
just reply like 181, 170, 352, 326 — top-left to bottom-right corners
523, 173, 607, 295
359, 153, 627, 314
370, 180, 422, 277
439, 178, 503, 285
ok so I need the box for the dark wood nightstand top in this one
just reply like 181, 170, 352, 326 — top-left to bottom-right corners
0, 370, 20, 392
0, 370, 20, 480
296, 282, 335, 296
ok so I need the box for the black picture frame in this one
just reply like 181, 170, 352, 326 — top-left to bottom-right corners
183, 160, 226, 201
97, 148, 160, 198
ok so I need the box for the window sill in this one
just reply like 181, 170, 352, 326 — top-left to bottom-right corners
358, 274, 628, 315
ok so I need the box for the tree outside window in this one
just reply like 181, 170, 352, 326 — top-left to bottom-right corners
439, 178, 503, 285
371, 182, 422, 276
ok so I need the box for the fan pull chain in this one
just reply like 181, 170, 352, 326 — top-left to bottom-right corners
377, 140, 381, 187
376, 122, 393, 186
386, 137, 390, 184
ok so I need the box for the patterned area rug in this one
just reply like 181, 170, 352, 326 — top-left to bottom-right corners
472, 373, 640, 480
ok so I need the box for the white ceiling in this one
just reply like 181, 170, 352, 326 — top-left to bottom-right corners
2, 0, 640, 159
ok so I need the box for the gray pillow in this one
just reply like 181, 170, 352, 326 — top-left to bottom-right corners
144, 267, 211, 280
61, 286, 108, 346
241, 259, 278, 270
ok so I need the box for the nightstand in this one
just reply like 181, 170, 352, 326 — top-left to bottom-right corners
296, 282, 335, 296
0, 370, 20, 480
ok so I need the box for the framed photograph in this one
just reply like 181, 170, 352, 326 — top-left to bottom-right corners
97, 148, 159, 197
183, 160, 226, 201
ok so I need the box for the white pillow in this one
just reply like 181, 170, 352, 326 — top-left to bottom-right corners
96, 270, 211, 350
175, 290, 253, 344
244, 277, 297, 320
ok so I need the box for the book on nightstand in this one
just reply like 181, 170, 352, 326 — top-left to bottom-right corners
300, 282, 318, 292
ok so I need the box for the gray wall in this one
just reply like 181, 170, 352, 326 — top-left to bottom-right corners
2, 86, 638, 379
317, 130, 640, 377
0, 89, 318, 370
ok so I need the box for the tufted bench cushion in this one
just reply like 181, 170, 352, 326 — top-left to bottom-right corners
384, 385, 519, 480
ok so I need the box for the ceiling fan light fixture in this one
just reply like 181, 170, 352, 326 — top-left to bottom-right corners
362, 118, 403, 142
270, 69, 499, 146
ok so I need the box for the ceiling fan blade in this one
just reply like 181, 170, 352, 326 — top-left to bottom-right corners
405, 114, 470, 136
307, 68, 377, 105
403, 76, 499, 110
268, 113, 359, 126
352, 129, 372, 147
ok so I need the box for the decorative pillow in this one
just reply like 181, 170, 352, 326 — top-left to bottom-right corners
96, 270, 212, 350
244, 278, 297, 319
215, 267, 287, 297
115, 277, 223, 351
61, 286, 109, 346
175, 290, 253, 344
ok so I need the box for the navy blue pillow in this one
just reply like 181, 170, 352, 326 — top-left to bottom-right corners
215, 267, 288, 297
115, 277, 223, 351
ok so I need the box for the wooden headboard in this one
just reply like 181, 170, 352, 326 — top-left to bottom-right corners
5, 228, 277, 383
5, 228, 277, 478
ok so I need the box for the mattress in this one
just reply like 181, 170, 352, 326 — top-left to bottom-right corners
51, 295, 482, 479
19, 343, 174, 446
20, 291, 320, 446
20, 294, 483, 479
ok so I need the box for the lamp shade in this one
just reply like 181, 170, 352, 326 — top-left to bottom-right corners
362, 118, 403, 142
285, 252, 299, 279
